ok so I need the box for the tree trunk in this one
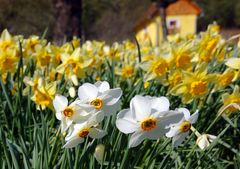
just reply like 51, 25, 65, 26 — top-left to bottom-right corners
52, 0, 82, 44
159, 7, 168, 41
70, 0, 82, 38
52, 0, 70, 44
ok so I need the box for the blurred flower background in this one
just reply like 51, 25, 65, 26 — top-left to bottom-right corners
0, 0, 239, 43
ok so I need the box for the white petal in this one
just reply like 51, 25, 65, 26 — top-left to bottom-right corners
146, 125, 166, 139
177, 108, 190, 120
74, 100, 95, 112
71, 112, 91, 123
151, 97, 170, 112
188, 110, 199, 124
87, 111, 104, 126
117, 108, 133, 119
172, 132, 189, 147
71, 123, 88, 134
95, 81, 110, 93
225, 58, 240, 69
63, 137, 84, 148
78, 83, 98, 101
103, 88, 122, 106
166, 127, 180, 138
89, 128, 107, 139
56, 112, 63, 120
116, 109, 139, 134
61, 118, 71, 133
207, 134, 217, 142
53, 95, 68, 112
101, 101, 121, 116
159, 111, 184, 128
129, 130, 146, 148
130, 95, 151, 121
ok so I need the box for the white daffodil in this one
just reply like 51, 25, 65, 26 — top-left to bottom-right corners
116, 95, 183, 148
166, 108, 199, 147
196, 134, 217, 150
63, 111, 107, 148
53, 95, 94, 133
78, 81, 122, 116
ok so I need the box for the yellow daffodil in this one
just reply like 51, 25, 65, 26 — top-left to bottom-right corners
56, 47, 93, 78
167, 70, 183, 91
212, 68, 237, 92
169, 45, 192, 70
171, 64, 215, 104
220, 86, 240, 116
141, 56, 169, 83
115, 64, 136, 79
31, 81, 56, 110
34, 43, 53, 68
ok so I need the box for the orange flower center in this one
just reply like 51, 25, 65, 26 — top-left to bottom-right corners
78, 129, 89, 138
141, 118, 157, 131
220, 72, 234, 87
122, 65, 134, 78
190, 80, 207, 95
179, 121, 191, 133
176, 53, 191, 68
63, 107, 74, 117
90, 98, 103, 109
152, 59, 168, 77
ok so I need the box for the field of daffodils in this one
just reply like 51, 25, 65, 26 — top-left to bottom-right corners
0, 24, 240, 168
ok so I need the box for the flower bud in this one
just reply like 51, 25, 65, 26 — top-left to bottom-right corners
69, 87, 76, 98
196, 134, 217, 150
70, 74, 78, 86
94, 144, 105, 164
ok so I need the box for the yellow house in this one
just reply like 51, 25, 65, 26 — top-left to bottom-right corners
133, 0, 202, 45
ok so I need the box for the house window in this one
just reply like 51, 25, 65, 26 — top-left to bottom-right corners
167, 19, 180, 34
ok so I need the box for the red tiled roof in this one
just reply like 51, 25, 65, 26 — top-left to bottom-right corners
133, 0, 201, 32
166, 0, 202, 15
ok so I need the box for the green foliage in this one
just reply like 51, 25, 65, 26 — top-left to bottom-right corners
0, 38, 240, 168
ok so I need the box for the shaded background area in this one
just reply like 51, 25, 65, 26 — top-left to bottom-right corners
0, 0, 240, 43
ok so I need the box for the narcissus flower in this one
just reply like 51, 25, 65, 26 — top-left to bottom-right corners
115, 64, 135, 79
63, 111, 106, 148
220, 85, 240, 116
170, 64, 215, 104
141, 56, 169, 82
31, 81, 56, 110
196, 134, 217, 150
169, 45, 192, 70
166, 108, 198, 147
56, 47, 93, 78
78, 81, 122, 116
53, 95, 94, 132
213, 68, 237, 92
116, 95, 183, 148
